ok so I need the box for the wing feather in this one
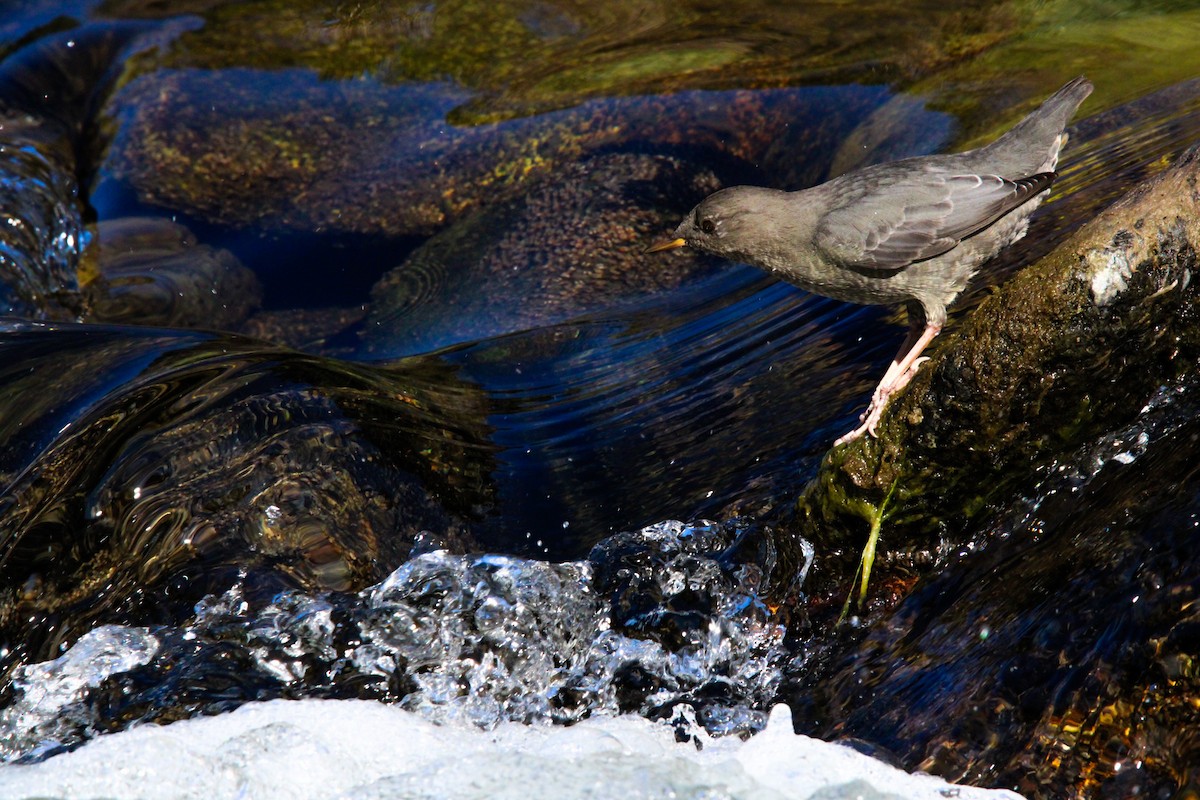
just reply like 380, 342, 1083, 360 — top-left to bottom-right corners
816, 169, 1055, 271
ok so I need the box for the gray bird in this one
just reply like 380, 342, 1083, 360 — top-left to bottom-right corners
649, 77, 1093, 445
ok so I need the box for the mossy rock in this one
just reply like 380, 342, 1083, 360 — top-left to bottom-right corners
102, 74, 901, 237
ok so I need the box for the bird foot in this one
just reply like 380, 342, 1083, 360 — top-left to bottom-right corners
835, 393, 889, 446
833, 420, 871, 447
835, 357, 930, 446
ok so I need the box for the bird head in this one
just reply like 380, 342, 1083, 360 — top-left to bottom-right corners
645, 186, 772, 259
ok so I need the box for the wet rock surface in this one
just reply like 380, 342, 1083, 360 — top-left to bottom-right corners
789, 373, 1200, 798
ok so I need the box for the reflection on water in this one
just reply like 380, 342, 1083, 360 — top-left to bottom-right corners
448, 277, 877, 554
83, 217, 262, 329
2, 1, 1200, 797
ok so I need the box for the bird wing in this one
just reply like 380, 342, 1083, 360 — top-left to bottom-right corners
815, 169, 1055, 271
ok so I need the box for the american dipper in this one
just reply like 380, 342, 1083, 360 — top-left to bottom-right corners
649, 77, 1093, 445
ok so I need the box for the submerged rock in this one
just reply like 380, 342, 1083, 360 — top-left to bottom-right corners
101, 73, 902, 238
362, 152, 723, 356
83, 216, 262, 330
95, 0, 1028, 122
0, 323, 495, 681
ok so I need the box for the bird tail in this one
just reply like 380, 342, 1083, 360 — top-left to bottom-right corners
984, 76, 1094, 174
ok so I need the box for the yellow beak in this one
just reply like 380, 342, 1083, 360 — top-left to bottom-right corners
645, 237, 687, 254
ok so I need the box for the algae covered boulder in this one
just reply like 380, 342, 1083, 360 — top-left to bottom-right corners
101, 71, 918, 239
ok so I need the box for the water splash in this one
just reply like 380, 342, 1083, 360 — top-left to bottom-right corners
0, 625, 159, 762
0, 519, 802, 762
0, 21, 191, 318
0, 138, 83, 315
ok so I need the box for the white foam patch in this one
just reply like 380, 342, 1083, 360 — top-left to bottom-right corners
0, 700, 1023, 800
1086, 246, 1134, 306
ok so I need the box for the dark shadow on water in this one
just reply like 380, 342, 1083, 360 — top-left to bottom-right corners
433, 269, 899, 557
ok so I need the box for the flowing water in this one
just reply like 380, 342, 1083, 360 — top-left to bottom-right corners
2, 1, 1200, 798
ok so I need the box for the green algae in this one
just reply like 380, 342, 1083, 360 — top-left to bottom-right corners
102, 0, 1026, 118
528, 44, 749, 96
910, 4, 1200, 146
836, 479, 899, 620
100, 0, 1200, 129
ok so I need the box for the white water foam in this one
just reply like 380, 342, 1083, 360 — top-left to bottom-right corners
0, 699, 1023, 800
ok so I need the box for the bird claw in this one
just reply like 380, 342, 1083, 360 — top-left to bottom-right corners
841, 374, 904, 445
839, 322, 944, 445
843, 357, 930, 441
838, 400, 887, 446
833, 421, 869, 447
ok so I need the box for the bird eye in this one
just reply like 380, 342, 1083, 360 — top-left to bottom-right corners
699, 218, 716, 234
